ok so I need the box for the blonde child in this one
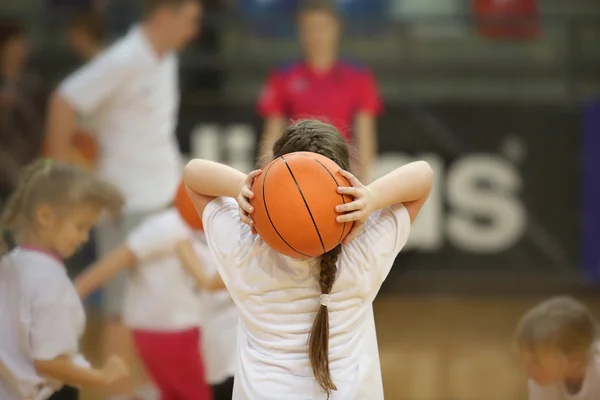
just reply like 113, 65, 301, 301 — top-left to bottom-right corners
74, 182, 218, 400
183, 119, 434, 399
0, 159, 128, 400
516, 296, 600, 399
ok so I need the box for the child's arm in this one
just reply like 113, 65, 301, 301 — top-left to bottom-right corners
338, 161, 433, 222
34, 354, 128, 387
333, 161, 433, 243
176, 240, 226, 292
74, 245, 136, 299
183, 159, 250, 218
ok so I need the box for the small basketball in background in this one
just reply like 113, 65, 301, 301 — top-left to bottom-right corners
70, 130, 99, 170
174, 180, 203, 230
251, 151, 353, 259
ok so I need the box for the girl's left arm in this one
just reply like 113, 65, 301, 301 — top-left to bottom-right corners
183, 159, 248, 217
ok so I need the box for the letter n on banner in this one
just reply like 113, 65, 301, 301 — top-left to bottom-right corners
583, 99, 600, 284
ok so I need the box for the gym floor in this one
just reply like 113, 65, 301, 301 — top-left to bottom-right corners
81, 296, 598, 400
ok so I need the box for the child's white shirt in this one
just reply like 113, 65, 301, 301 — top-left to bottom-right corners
0, 247, 88, 400
529, 350, 600, 400
193, 234, 238, 384
123, 208, 202, 331
202, 197, 411, 400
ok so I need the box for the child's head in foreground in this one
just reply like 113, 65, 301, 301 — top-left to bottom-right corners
516, 296, 598, 386
0, 159, 123, 258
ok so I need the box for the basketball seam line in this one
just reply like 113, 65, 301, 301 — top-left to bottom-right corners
262, 159, 312, 258
281, 155, 327, 255
306, 154, 350, 244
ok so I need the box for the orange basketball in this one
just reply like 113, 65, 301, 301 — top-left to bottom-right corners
174, 180, 203, 230
251, 151, 353, 259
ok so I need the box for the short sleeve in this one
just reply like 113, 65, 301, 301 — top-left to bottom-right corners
29, 278, 80, 360
356, 70, 383, 116
59, 49, 129, 115
126, 211, 193, 260
257, 71, 286, 118
202, 197, 252, 288
347, 203, 410, 295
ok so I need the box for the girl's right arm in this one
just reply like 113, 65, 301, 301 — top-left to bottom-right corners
34, 354, 128, 387
74, 245, 136, 299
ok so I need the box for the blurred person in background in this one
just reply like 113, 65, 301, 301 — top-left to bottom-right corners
66, 9, 107, 62
0, 20, 48, 207
44, 0, 202, 399
257, 0, 382, 183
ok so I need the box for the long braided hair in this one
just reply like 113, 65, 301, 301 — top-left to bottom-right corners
272, 119, 351, 396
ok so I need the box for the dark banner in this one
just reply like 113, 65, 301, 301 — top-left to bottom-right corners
177, 102, 580, 275
583, 99, 600, 283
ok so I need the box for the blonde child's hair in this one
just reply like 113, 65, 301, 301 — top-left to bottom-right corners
516, 296, 599, 355
0, 159, 124, 253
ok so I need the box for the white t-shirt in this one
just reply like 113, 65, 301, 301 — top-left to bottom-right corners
193, 234, 238, 384
202, 197, 411, 400
528, 351, 600, 400
0, 247, 88, 400
123, 208, 202, 331
60, 25, 181, 212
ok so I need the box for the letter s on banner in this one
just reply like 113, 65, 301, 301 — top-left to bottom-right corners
446, 154, 526, 253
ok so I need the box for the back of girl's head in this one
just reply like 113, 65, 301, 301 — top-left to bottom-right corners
0, 159, 123, 253
516, 296, 598, 356
272, 119, 350, 172
272, 119, 349, 396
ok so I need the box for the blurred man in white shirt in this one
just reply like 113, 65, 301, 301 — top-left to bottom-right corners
45, 1, 202, 398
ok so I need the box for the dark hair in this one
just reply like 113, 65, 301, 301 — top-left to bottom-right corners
0, 159, 124, 254
0, 19, 24, 53
145, 0, 200, 16
67, 10, 106, 44
272, 119, 350, 396
516, 296, 599, 355
297, 0, 341, 19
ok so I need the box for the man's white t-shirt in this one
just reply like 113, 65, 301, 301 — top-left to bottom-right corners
202, 197, 411, 400
123, 208, 202, 331
528, 350, 600, 400
60, 25, 181, 212
0, 248, 88, 400
193, 234, 238, 384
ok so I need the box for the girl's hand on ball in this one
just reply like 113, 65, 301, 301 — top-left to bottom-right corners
335, 170, 374, 244
237, 169, 262, 234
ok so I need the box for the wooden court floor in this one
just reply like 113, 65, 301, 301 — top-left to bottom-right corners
81, 296, 600, 400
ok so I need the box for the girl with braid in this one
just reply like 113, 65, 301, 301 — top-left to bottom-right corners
0, 159, 128, 400
184, 119, 434, 399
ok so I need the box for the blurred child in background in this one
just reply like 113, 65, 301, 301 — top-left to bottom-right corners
75, 182, 216, 400
177, 230, 237, 400
0, 159, 127, 400
516, 296, 600, 399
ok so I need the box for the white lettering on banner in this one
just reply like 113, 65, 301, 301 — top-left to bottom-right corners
447, 155, 525, 253
190, 123, 526, 253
